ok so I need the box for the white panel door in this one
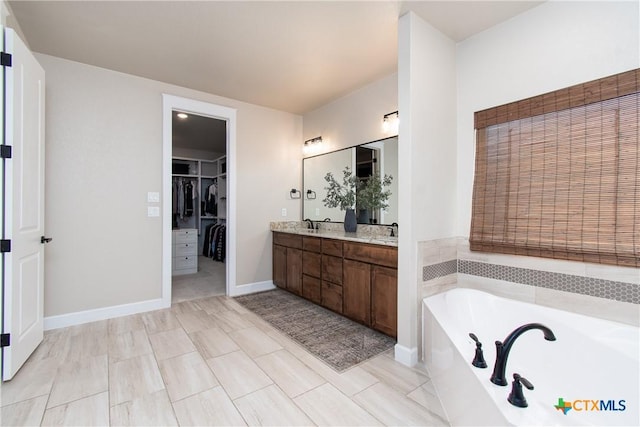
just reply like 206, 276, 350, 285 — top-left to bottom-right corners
2, 27, 46, 381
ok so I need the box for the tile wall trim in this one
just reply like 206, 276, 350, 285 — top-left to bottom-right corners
422, 259, 639, 304
422, 260, 457, 282
458, 260, 639, 305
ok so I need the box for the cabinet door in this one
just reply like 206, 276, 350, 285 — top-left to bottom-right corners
343, 259, 371, 325
372, 266, 397, 338
321, 281, 343, 313
322, 255, 343, 285
302, 275, 321, 304
303, 251, 321, 279
273, 244, 287, 288
286, 248, 303, 295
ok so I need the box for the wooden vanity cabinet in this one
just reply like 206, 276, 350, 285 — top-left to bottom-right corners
272, 232, 397, 337
272, 232, 302, 295
321, 238, 343, 313
272, 244, 287, 288
302, 236, 322, 303
343, 259, 371, 324
371, 265, 398, 337
343, 241, 397, 338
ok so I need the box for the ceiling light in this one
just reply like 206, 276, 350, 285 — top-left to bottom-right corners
177, 112, 188, 119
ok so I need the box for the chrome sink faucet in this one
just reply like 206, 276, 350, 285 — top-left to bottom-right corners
490, 323, 556, 386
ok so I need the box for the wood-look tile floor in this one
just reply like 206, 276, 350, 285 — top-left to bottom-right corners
0, 295, 449, 426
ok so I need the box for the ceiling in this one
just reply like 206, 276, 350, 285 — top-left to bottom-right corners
172, 111, 227, 153
9, 1, 543, 115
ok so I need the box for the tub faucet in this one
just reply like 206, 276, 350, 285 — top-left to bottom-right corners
490, 323, 556, 386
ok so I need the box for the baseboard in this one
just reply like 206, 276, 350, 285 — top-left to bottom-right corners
394, 343, 418, 367
44, 298, 168, 331
228, 280, 275, 297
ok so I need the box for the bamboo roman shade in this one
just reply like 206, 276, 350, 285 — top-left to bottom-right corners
470, 69, 640, 267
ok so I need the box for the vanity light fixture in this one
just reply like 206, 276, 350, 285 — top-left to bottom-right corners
177, 112, 189, 119
382, 111, 399, 133
303, 136, 323, 154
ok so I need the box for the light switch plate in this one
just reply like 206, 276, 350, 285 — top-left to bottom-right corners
147, 191, 160, 203
281, 208, 287, 217
147, 206, 160, 217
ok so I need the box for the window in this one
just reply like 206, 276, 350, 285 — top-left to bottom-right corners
470, 69, 639, 267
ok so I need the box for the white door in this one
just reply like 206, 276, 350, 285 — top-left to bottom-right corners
1, 27, 46, 381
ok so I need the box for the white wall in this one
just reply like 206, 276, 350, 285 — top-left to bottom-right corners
38, 54, 302, 317
456, 0, 640, 238
303, 73, 397, 154
396, 11, 457, 365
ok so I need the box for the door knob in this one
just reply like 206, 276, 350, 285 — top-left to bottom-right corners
41, 236, 53, 244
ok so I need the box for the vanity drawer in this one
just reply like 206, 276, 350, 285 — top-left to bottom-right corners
343, 241, 397, 268
174, 242, 197, 256
321, 281, 343, 314
322, 255, 343, 285
174, 229, 198, 244
322, 239, 343, 257
302, 275, 321, 304
303, 251, 321, 278
303, 236, 321, 253
273, 232, 302, 249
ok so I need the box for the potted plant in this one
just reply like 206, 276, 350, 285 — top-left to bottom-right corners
324, 167, 393, 232
323, 167, 359, 232
356, 172, 393, 224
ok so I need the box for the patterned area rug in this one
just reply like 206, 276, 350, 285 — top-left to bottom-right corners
235, 289, 396, 372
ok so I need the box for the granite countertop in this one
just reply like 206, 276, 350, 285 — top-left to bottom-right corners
270, 221, 398, 247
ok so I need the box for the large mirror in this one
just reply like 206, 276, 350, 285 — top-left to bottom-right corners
303, 136, 398, 225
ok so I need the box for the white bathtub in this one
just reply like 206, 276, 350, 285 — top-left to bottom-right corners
423, 288, 639, 426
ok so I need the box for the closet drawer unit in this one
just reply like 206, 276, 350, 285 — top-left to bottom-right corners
174, 255, 197, 270
174, 229, 198, 244
172, 228, 198, 275
174, 243, 197, 257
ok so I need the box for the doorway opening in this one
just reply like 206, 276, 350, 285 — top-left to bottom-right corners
162, 95, 237, 306
171, 111, 227, 302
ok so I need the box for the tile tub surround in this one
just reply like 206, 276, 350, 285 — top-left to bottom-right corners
0, 294, 448, 426
270, 221, 398, 246
419, 237, 639, 326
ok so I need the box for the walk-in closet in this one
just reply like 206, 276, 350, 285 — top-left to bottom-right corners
171, 110, 227, 302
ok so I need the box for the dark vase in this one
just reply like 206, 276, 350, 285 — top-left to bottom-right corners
358, 209, 370, 224
344, 209, 357, 232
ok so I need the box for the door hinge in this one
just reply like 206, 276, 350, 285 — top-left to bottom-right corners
0, 239, 11, 253
0, 333, 9, 347
0, 145, 11, 159
0, 52, 12, 67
